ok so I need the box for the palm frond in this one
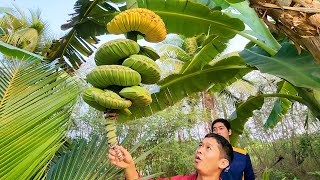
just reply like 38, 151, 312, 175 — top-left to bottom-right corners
0, 59, 81, 179
46, 133, 160, 179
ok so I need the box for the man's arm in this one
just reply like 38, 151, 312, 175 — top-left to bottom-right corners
244, 153, 255, 180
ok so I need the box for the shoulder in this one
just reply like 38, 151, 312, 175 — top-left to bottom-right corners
233, 146, 247, 155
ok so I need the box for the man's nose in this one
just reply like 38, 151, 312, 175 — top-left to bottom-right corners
197, 146, 204, 154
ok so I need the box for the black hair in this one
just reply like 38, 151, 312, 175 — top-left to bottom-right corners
211, 118, 231, 131
204, 133, 234, 163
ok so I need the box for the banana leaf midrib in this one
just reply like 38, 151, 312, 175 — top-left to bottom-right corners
243, 48, 320, 88
154, 10, 240, 32
159, 65, 249, 89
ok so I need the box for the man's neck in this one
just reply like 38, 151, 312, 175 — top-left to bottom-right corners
196, 173, 220, 180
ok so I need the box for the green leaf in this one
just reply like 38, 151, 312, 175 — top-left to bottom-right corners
295, 87, 320, 121
229, 91, 320, 144
0, 41, 43, 60
264, 81, 297, 129
46, 0, 119, 71
46, 134, 159, 179
181, 34, 229, 73
0, 60, 80, 179
240, 43, 320, 89
136, 0, 245, 38
227, 0, 280, 50
159, 44, 191, 62
118, 56, 251, 122
229, 95, 264, 145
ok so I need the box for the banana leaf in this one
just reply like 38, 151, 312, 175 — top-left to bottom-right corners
135, 0, 244, 38
264, 81, 297, 129
46, 0, 119, 71
226, 0, 281, 50
118, 56, 252, 122
0, 60, 81, 179
229, 92, 320, 145
240, 43, 320, 89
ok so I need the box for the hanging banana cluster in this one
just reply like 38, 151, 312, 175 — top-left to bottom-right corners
82, 8, 166, 159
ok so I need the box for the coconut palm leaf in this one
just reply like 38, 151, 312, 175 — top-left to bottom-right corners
0, 59, 81, 179
0, 6, 46, 53
117, 56, 252, 122
46, 134, 161, 180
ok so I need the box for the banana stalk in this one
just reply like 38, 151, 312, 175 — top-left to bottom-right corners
104, 111, 124, 161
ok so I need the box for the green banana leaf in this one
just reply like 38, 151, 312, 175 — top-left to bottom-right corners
46, 0, 119, 71
136, 0, 244, 38
46, 134, 162, 180
0, 60, 81, 179
229, 92, 320, 145
181, 34, 229, 73
264, 81, 297, 129
118, 56, 252, 122
226, 0, 281, 51
229, 95, 264, 145
159, 44, 191, 62
0, 41, 43, 60
240, 43, 320, 89
295, 87, 320, 121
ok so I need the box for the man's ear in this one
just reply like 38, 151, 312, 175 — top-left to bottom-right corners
229, 129, 232, 136
218, 159, 230, 170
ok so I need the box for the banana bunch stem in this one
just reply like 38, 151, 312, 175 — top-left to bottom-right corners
126, 31, 138, 42
104, 112, 124, 161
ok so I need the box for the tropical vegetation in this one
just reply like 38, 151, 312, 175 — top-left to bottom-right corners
0, 0, 319, 179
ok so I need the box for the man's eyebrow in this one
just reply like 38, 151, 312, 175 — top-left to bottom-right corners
213, 126, 225, 128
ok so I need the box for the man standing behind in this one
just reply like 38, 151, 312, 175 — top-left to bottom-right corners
211, 118, 255, 180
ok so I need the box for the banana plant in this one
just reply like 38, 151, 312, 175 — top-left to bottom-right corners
0, 58, 81, 179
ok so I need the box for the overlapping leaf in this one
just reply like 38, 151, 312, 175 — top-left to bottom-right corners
264, 81, 296, 129
136, 0, 244, 38
46, 134, 161, 180
0, 41, 43, 60
240, 43, 320, 89
0, 60, 80, 179
118, 56, 252, 122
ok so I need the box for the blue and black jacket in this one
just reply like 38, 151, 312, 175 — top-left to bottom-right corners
220, 147, 255, 180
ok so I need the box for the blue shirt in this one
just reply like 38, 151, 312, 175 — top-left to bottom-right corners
221, 147, 255, 180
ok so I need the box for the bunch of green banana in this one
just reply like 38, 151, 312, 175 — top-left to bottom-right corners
82, 8, 166, 159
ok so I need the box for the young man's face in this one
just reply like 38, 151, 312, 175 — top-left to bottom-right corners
194, 137, 229, 175
212, 122, 231, 142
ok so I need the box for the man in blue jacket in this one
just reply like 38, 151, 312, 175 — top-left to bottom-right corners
211, 118, 255, 180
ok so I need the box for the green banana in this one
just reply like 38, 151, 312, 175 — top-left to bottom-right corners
94, 38, 140, 66
122, 55, 161, 84
86, 65, 141, 88
119, 85, 152, 107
